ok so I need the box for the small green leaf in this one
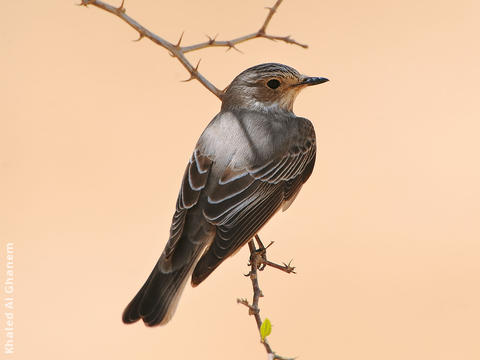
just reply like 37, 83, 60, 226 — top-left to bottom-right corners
260, 318, 272, 341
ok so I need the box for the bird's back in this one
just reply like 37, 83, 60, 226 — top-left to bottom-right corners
197, 109, 314, 172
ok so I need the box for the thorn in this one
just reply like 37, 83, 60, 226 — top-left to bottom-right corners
265, 241, 275, 250
133, 32, 144, 42
175, 31, 184, 48
205, 33, 218, 44
181, 75, 195, 83
76, 0, 90, 6
180, 60, 201, 83
281, 259, 296, 274
117, 0, 126, 13
194, 58, 201, 72
181, 60, 200, 82
225, 41, 243, 54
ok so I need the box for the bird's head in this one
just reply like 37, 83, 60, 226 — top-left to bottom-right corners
221, 63, 328, 113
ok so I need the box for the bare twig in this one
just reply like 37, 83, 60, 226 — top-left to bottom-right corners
79, 0, 221, 97
79, 0, 307, 99
237, 237, 295, 360
181, 0, 308, 53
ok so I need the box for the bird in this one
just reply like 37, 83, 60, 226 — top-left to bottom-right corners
122, 63, 329, 326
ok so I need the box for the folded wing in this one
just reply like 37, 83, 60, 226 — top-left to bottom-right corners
192, 125, 316, 285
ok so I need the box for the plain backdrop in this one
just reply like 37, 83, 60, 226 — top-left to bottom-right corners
1, 0, 480, 359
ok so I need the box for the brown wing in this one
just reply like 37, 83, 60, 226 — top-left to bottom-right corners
191, 128, 316, 285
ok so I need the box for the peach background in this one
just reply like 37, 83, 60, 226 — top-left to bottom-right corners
1, 0, 480, 359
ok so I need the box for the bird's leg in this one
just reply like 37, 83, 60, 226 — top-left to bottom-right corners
254, 234, 296, 274
253, 234, 273, 270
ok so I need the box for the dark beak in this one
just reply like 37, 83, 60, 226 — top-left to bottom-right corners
300, 76, 329, 86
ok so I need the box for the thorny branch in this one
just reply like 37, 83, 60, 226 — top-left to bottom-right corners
79, 0, 307, 99
237, 235, 296, 360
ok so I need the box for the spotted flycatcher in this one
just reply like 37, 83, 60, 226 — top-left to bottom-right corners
122, 63, 329, 326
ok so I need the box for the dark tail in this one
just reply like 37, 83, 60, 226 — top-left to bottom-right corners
122, 255, 197, 326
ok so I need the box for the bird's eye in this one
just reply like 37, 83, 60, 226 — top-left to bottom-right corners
266, 79, 281, 89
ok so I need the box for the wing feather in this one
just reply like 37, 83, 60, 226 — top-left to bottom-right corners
191, 120, 316, 285
164, 150, 212, 259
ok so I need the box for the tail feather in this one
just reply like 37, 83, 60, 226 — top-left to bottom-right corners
122, 269, 154, 324
122, 253, 198, 327
123, 205, 215, 326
